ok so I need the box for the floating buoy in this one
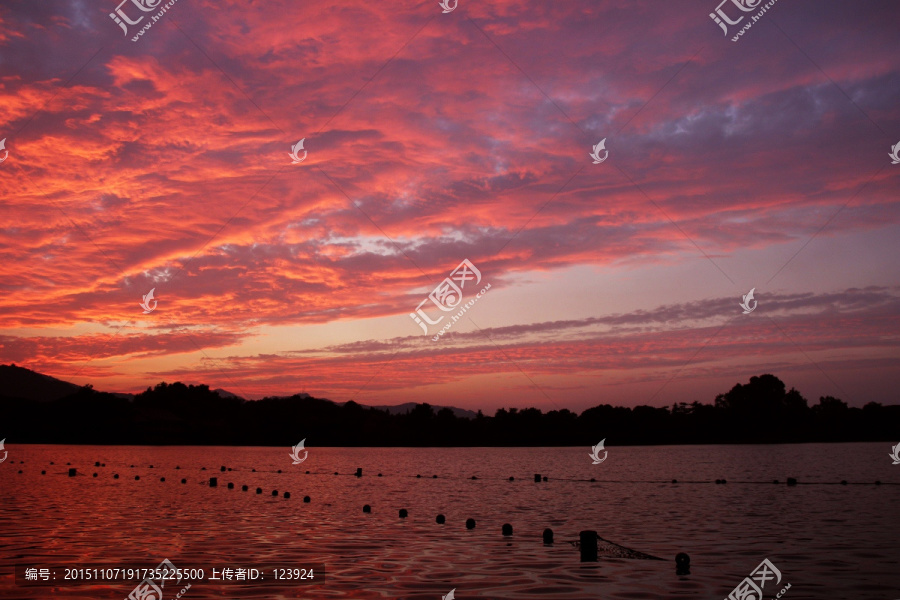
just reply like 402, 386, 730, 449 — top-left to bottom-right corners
50, 461, 54, 465
95, 461, 101, 467
228, 468, 232, 471
242, 485, 248, 491
175, 466, 180, 470
334, 472, 339, 475
182, 479, 187, 484
356, 468, 363, 477
502, 523, 513, 536
542, 528, 553, 544
220, 466, 226, 472
773, 480, 779, 484
508, 476, 515, 481
676, 552, 691, 575
114, 474, 119, 479
579, 531, 598, 562
256, 487, 262, 494
466, 518, 476, 530
534, 474, 541, 483
41, 470, 46, 475
378, 473, 383, 477
201, 467, 206, 470
305, 470, 310, 474
399, 509, 408, 518
227, 482, 234, 489
251, 469, 256, 472
303, 496, 310, 503
875, 480, 882, 485
787, 478, 798, 486
432, 474, 438, 479
671, 479, 677, 484
840, 480, 848, 485
277, 469, 282, 474
590, 478, 596, 482
272, 490, 278, 496
93, 473, 98, 478
436, 514, 445, 524
68, 468, 77, 477
135, 475, 140, 480
149, 465, 153, 469
284, 492, 291, 499
416, 474, 421, 478
543, 476, 548, 482
101, 463, 106, 467
363, 504, 371, 513
471, 476, 478, 480
209, 477, 218, 487
160, 477, 165, 482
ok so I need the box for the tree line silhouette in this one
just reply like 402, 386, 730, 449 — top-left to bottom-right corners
3, 374, 897, 445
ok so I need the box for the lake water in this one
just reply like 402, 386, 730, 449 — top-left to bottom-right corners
0, 443, 898, 599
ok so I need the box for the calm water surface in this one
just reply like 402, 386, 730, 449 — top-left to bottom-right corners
1, 443, 898, 599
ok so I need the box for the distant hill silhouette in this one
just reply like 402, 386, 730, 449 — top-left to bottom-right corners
1, 366, 897, 446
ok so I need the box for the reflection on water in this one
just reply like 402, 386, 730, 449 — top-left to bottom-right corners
1, 444, 898, 599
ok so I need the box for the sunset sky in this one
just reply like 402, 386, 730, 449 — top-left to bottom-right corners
1, 0, 898, 412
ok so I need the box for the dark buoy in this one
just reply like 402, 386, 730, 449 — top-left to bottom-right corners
534, 474, 541, 483
135, 475, 140, 480
502, 523, 513, 536
149, 465, 153, 469
242, 485, 248, 491
283, 492, 291, 498
875, 480, 882, 485
182, 479, 187, 484
676, 552, 691, 575
277, 469, 282, 473
68, 468, 77, 477
508, 476, 515, 481
303, 496, 310, 503
590, 478, 596, 482
378, 473, 383, 477
671, 479, 677, 484
432, 474, 438, 479
101, 463, 106, 467
95, 461, 101, 467
579, 530, 598, 562
356, 468, 363, 477
305, 470, 310, 474
252, 468, 256, 472
220, 466, 226, 472
416, 474, 421, 478
436, 514, 445, 524
201, 467, 206, 470
840, 480, 848, 485
773, 479, 780, 484
787, 477, 798, 486
471, 476, 478, 480
18, 470, 22, 473
543, 476, 548, 482
334, 472, 339, 475
228, 468, 232, 471
227, 482, 234, 489
542, 528, 554, 544
93, 473, 98, 478
256, 487, 262, 494
114, 474, 119, 479
209, 477, 218, 487
41, 470, 46, 475
160, 477, 165, 482
272, 490, 278, 496
399, 509, 408, 518
175, 466, 180, 470
50, 461, 54, 465
466, 518, 476, 530
363, 504, 371, 513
